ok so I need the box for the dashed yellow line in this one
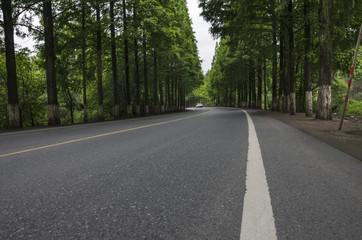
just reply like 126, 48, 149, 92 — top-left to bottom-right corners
0, 109, 213, 158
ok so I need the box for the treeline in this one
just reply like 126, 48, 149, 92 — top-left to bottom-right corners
197, 0, 362, 119
0, 0, 203, 129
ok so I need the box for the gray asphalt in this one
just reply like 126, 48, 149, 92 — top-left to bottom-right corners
0, 107, 361, 239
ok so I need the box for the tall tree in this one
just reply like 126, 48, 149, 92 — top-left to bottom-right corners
43, 0, 61, 125
82, 0, 88, 123
158, 55, 164, 112
110, 0, 119, 119
133, 2, 140, 115
304, 0, 313, 117
143, 31, 149, 114
257, 58, 262, 109
1, 0, 21, 128
278, 26, 285, 112
95, 0, 104, 121
153, 50, 159, 113
287, 0, 296, 115
316, 0, 332, 120
271, 7, 278, 111
123, 0, 132, 116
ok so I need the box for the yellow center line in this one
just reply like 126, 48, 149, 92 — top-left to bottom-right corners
0, 109, 213, 158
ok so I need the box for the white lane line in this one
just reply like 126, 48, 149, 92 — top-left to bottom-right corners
240, 110, 277, 240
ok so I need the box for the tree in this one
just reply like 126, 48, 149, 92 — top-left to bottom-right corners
0, 0, 203, 130
133, 2, 140, 115
82, 0, 88, 123
110, 0, 119, 119
43, 0, 61, 125
123, 0, 132, 116
316, 0, 332, 120
287, 0, 296, 115
304, 0, 313, 117
1, 0, 21, 128
95, 0, 104, 121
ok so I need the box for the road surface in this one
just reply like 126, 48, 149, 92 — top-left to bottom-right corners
0, 107, 361, 239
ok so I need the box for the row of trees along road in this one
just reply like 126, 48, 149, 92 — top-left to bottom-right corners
0, 0, 203, 129
197, 0, 362, 119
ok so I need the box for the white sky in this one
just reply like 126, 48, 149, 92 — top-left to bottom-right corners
186, 0, 218, 74
14, 1, 217, 74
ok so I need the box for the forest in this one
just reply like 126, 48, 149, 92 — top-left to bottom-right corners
0, 0, 203, 129
193, 0, 362, 120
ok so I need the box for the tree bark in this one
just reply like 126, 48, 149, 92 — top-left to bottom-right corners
316, 0, 332, 120
110, 0, 119, 119
250, 59, 256, 108
264, 59, 267, 110
133, 3, 140, 115
304, 0, 313, 116
123, 0, 132, 116
257, 59, 262, 109
82, 1, 88, 123
2, 0, 21, 128
153, 51, 159, 113
43, 0, 60, 126
271, 0, 278, 111
288, 0, 296, 115
278, 24, 285, 112
166, 72, 170, 111
143, 31, 149, 114
96, 1, 104, 121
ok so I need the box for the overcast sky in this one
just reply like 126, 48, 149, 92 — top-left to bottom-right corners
186, 0, 218, 74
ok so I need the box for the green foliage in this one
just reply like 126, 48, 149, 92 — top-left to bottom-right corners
199, 0, 362, 114
0, 0, 203, 129
332, 70, 362, 117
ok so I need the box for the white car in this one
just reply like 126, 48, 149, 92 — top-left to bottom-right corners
196, 103, 203, 108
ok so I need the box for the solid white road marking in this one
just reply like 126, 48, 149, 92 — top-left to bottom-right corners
240, 110, 277, 240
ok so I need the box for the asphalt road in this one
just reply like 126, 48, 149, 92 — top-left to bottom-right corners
0, 107, 361, 239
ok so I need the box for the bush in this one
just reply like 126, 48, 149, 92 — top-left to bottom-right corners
345, 99, 362, 117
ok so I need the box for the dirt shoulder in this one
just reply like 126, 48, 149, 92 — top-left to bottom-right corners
256, 110, 362, 161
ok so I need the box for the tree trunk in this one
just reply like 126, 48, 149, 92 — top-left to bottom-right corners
316, 0, 332, 120
134, 41, 140, 115
158, 57, 164, 112
123, 0, 132, 116
153, 51, 159, 113
82, 1, 88, 123
250, 59, 256, 108
171, 78, 174, 110
2, 0, 21, 128
278, 26, 285, 112
133, 4, 140, 115
271, 1, 278, 111
110, 0, 119, 119
304, 0, 313, 116
243, 77, 247, 108
257, 59, 262, 109
237, 82, 241, 108
65, 83, 74, 124
143, 31, 149, 115
264, 59, 267, 110
288, 0, 296, 115
96, 1, 104, 121
43, 0, 60, 126
166, 72, 170, 111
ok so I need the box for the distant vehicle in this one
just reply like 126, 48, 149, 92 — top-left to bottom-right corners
196, 103, 203, 108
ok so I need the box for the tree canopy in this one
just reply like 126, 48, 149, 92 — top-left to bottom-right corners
0, 0, 203, 129
196, 0, 362, 119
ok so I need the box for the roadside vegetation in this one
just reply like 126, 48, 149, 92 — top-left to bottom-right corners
192, 0, 362, 119
0, 0, 203, 129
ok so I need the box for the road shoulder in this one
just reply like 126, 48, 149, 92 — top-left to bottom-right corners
254, 110, 362, 161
